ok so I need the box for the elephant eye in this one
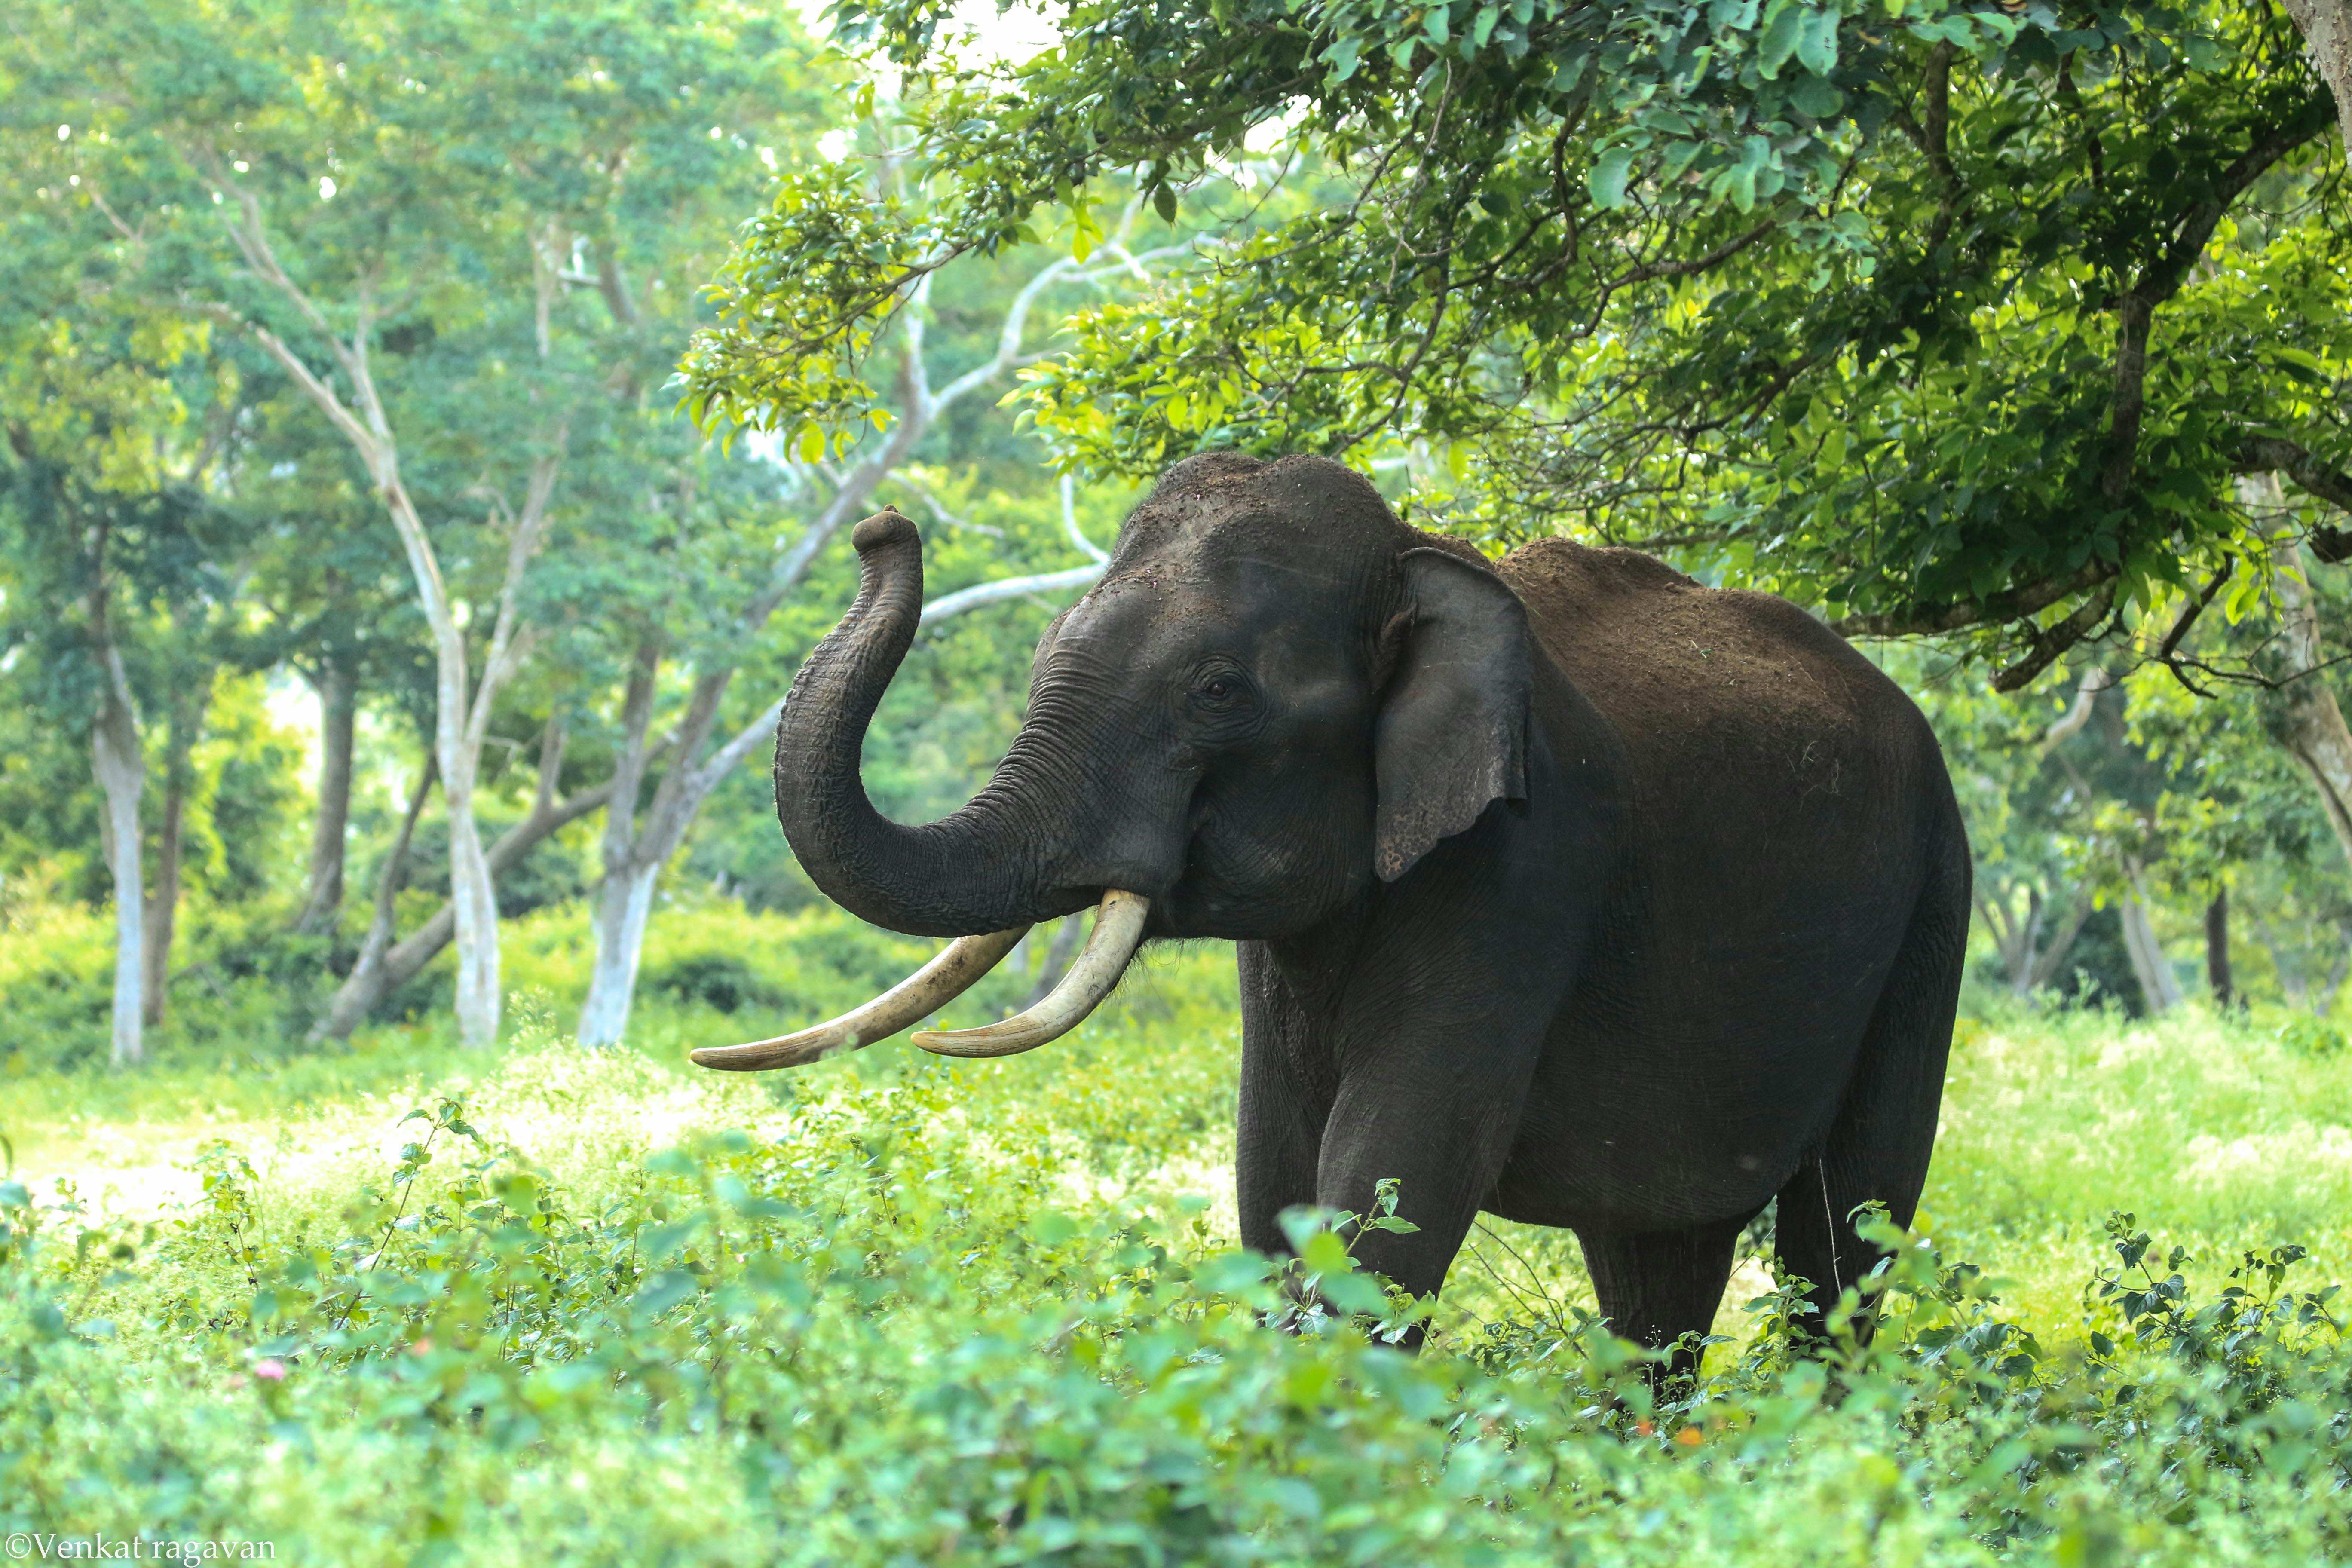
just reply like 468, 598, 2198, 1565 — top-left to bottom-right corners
1188, 665, 1252, 712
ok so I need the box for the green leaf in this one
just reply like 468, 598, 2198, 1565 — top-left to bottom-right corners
1589, 147, 1634, 210
1757, 1, 1806, 78
1152, 184, 1178, 224
1709, 0, 1761, 33
1796, 7, 1839, 76
1299, 1229, 1353, 1277
1790, 74, 1844, 119
1318, 1269, 1388, 1315
630, 1269, 700, 1320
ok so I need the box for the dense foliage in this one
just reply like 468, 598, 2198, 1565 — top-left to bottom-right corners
8, 930, 2352, 1562
690, 0, 2348, 675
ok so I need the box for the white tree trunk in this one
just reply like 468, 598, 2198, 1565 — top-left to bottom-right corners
2119, 863, 2184, 1015
573, 689, 782, 1047
90, 680, 144, 1067
578, 858, 661, 1048
295, 661, 356, 933
446, 781, 501, 1047
206, 183, 560, 1049
2281, 0, 2352, 155
380, 450, 557, 1051
2244, 475, 2352, 881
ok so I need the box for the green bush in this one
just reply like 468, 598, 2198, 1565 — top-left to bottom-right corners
646, 951, 790, 1015
7, 1062, 2352, 1565
12, 909, 2352, 1563
2279, 1015, 2349, 1057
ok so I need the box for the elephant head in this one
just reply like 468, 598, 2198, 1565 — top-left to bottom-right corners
693, 453, 1531, 1071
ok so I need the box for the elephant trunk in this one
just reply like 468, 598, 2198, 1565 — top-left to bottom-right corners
774, 507, 1071, 937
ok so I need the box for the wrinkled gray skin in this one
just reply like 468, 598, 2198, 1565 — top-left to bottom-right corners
776, 452, 1969, 1360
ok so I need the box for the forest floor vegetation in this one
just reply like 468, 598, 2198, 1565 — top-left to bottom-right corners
7, 903, 2352, 1563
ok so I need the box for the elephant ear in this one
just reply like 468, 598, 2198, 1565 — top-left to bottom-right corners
1030, 606, 1074, 689
1373, 548, 1532, 882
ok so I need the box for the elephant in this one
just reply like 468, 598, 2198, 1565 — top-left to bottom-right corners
698, 451, 1970, 1363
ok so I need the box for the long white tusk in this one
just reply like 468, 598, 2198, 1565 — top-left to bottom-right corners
689, 926, 1029, 1072
912, 891, 1149, 1059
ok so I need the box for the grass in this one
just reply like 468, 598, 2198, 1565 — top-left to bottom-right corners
7, 901, 2352, 1563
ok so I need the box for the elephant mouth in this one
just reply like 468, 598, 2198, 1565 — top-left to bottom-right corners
689, 890, 1151, 1072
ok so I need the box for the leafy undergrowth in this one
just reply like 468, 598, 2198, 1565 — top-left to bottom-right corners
11, 917, 2352, 1563
6, 1047, 2352, 1564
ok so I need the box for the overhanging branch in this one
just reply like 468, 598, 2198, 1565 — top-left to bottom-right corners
2240, 437, 2352, 560
1829, 560, 2118, 638
1991, 583, 2118, 692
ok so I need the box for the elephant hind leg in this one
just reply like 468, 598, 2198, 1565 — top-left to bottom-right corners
1773, 824, 1969, 1337
1577, 1218, 1750, 1385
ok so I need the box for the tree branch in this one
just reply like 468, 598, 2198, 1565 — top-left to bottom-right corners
1992, 583, 2116, 692
2240, 436, 2352, 559
2100, 97, 2337, 497
464, 435, 566, 761
1831, 559, 2119, 638
685, 695, 785, 805
920, 563, 1108, 626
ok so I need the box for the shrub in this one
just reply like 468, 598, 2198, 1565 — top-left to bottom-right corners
8, 1054, 2352, 1565
646, 952, 788, 1015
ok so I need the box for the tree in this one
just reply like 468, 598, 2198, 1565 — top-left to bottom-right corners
0, 458, 255, 1059
687, 0, 2344, 690
0, 181, 239, 1060
11, 0, 831, 1045
2281, 0, 2352, 152
567, 125, 1166, 1047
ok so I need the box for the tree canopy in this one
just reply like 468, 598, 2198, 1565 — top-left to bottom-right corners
688, 0, 2348, 685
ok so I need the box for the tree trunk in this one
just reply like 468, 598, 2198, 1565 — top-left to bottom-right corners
296, 660, 357, 934
91, 669, 144, 1067
2256, 478, 2352, 876
2004, 888, 2046, 998
84, 532, 146, 1069
141, 689, 204, 1027
2119, 861, 2183, 1015
1023, 913, 1087, 1008
1975, 888, 2028, 990
578, 859, 661, 1048
313, 753, 436, 1043
2205, 890, 2235, 1008
576, 645, 784, 1048
312, 769, 615, 1041
2025, 895, 2094, 992
2324, 925, 2352, 1015
446, 776, 501, 1047
578, 644, 661, 1048
2280, 0, 2352, 156
2255, 919, 2310, 1010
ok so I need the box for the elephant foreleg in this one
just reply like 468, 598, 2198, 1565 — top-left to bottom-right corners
1234, 941, 1331, 1258
1312, 1028, 1542, 1311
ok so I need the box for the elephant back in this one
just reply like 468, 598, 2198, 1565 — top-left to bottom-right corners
1498, 537, 1923, 764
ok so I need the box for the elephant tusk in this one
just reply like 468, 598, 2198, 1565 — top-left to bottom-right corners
912, 891, 1149, 1059
689, 925, 1029, 1072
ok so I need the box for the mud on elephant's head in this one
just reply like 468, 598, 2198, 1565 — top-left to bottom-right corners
693, 452, 1532, 1072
